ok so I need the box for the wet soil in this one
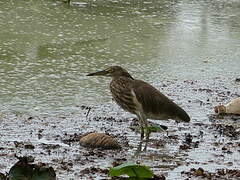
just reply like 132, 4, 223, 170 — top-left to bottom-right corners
0, 77, 239, 179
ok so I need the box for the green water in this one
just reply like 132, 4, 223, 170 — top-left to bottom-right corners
0, 0, 239, 115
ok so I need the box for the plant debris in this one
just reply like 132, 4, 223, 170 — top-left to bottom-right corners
181, 167, 240, 179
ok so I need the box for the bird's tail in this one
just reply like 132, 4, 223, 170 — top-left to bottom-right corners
175, 108, 190, 122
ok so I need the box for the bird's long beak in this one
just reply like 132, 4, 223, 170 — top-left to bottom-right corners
86, 69, 108, 76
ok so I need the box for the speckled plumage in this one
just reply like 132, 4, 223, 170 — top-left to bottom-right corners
87, 66, 190, 141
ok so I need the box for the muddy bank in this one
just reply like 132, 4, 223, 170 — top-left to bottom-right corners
0, 77, 239, 179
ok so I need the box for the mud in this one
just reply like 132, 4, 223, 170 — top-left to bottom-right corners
0, 77, 239, 179
181, 167, 240, 179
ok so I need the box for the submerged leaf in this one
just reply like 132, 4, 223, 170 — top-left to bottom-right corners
109, 162, 153, 178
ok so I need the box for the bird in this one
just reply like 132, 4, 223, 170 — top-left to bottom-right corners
87, 66, 190, 141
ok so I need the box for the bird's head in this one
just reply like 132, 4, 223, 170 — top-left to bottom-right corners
87, 66, 133, 78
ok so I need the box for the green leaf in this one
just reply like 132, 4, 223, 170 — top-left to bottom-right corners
145, 125, 167, 132
32, 166, 56, 180
130, 125, 168, 132
109, 162, 153, 178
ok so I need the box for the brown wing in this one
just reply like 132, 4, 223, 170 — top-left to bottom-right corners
133, 79, 190, 122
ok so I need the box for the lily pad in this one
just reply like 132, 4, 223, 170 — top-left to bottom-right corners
109, 162, 154, 178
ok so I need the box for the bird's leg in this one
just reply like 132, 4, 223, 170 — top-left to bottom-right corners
137, 114, 145, 141
138, 113, 149, 151
143, 117, 149, 151
135, 141, 143, 155
145, 127, 150, 142
140, 126, 144, 140
140, 114, 149, 141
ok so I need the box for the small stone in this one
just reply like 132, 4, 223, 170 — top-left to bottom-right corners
185, 133, 193, 144
24, 144, 35, 150
222, 146, 228, 151
153, 174, 166, 180
235, 78, 240, 82
0, 172, 6, 179
179, 144, 190, 150
194, 167, 204, 176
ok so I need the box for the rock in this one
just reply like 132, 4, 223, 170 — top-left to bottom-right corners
235, 78, 240, 82
214, 97, 240, 115
194, 167, 204, 176
179, 144, 190, 150
185, 133, 193, 144
24, 144, 35, 150
79, 133, 121, 149
0, 172, 7, 179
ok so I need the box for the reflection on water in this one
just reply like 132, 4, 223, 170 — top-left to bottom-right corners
0, 0, 239, 115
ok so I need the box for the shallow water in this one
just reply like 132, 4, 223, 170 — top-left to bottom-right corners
0, 0, 240, 179
0, 0, 239, 116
